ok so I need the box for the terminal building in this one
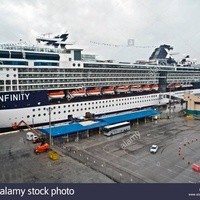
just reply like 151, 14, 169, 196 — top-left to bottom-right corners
184, 93, 200, 115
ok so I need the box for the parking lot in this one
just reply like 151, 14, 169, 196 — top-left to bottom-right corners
60, 116, 200, 183
0, 131, 114, 183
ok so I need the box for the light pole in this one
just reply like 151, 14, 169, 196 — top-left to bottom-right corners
46, 107, 54, 146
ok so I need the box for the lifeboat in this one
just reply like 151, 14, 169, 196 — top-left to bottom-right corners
174, 83, 181, 88
150, 84, 159, 91
102, 87, 115, 95
87, 88, 101, 96
167, 83, 181, 88
167, 83, 174, 88
181, 83, 193, 88
142, 85, 151, 91
115, 86, 129, 93
69, 89, 85, 97
48, 91, 65, 99
129, 84, 141, 92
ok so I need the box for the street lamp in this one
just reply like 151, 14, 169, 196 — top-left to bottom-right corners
46, 107, 54, 146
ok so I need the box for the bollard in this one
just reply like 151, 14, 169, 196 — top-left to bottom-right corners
184, 143, 186, 146
196, 139, 198, 141
188, 161, 190, 165
182, 156, 184, 160
178, 152, 181, 155
188, 141, 190, 144
192, 139, 194, 143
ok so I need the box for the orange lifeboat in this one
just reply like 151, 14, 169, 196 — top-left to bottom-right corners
102, 87, 115, 95
150, 84, 159, 91
70, 89, 85, 97
48, 91, 65, 99
174, 83, 181, 88
167, 83, 181, 88
115, 86, 129, 93
87, 88, 101, 96
167, 83, 174, 88
142, 85, 151, 91
129, 84, 141, 92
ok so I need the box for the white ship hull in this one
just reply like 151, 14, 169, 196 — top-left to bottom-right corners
0, 93, 167, 129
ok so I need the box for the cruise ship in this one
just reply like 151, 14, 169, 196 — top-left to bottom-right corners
1, 33, 200, 130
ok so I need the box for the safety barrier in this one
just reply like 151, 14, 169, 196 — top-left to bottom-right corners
192, 164, 200, 172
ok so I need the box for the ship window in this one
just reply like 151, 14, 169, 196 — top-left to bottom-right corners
53, 112, 56, 115
26, 52, 59, 61
73, 63, 76, 67
68, 110, 70, 112
74, 50, 81, 61
27, 115, 30, 118
33, 115, 35, 117
64, 111, 66, 113
0, 50, 9, 58
38, 114, 41, 117
43, 113, 46, 116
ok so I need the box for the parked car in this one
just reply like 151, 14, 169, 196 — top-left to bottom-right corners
150, 145, 158, 153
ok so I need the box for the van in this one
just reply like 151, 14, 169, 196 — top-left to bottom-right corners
26, 132, 35, 141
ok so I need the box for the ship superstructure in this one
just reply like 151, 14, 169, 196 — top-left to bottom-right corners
0, 33, 200, 129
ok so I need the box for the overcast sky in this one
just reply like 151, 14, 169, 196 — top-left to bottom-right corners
0, 0, 200, 62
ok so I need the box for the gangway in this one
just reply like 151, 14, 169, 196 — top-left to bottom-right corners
12, 120, 41, 138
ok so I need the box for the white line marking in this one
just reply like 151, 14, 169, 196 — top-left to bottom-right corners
175, 165, 193, 172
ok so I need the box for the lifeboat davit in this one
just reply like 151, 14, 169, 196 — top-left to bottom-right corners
129, 84, 141, 92
87, 88, 101, 96
102, 87, 115, 95
115, 86, 129, 93
150, 84, 159, 91
48, 91, 65, 99
142, 85, 151, 91
70, 89, 85, 97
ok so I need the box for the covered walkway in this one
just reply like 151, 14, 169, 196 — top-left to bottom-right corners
38, 109, 160, 137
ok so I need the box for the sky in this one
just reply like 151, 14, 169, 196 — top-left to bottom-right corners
0, 0, 200, 63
